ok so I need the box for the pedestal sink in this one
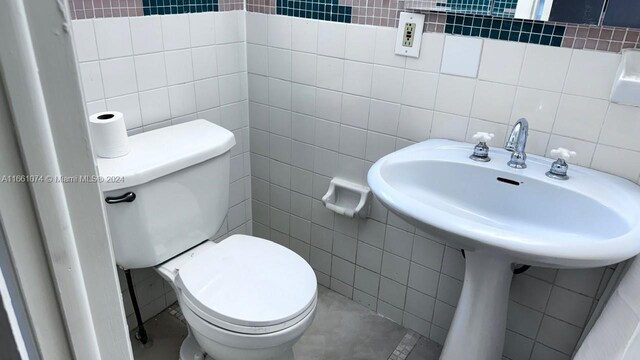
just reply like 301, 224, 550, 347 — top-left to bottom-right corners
367, 139, 640, 360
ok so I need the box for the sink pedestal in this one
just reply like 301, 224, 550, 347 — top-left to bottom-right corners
440, 251, 513, 360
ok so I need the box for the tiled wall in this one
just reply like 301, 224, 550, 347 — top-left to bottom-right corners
71, 10, 252, 328
68, 0, 244, 19
245, 0, 640, 53
245, 12, 639, 360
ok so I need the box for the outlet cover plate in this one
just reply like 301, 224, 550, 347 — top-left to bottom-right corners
395, 12, 425, 58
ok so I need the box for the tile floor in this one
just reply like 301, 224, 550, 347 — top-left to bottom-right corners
129, 286, 442, 360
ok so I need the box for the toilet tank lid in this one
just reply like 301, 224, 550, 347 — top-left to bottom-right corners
97, 120, 235, 191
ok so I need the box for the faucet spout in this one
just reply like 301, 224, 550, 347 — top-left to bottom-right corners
505, 118, 529, 169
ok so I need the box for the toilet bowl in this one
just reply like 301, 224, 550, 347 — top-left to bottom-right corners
97, 120, 317, 359
156, 236, 317, 360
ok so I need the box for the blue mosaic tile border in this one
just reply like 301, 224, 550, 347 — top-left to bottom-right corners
142, 0, 219, 15
276, 0, 352, 23
445, 13, 566, 46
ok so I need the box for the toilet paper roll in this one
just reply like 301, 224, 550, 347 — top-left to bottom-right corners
89, 111, 130, 158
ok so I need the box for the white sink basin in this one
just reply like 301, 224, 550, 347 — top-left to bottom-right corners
368, 139, 640, 359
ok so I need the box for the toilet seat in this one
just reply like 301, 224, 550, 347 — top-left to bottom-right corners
175, 235, 317, 335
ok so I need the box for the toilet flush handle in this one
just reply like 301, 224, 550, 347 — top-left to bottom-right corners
105, 191, 136, 204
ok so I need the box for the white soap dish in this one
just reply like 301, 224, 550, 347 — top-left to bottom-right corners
611, 49, 640, 107
322, 178, 371, 219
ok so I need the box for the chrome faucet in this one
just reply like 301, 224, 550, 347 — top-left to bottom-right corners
505, 118, 529, 169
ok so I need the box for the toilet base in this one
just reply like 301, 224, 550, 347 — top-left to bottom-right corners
179, 333, 295, 360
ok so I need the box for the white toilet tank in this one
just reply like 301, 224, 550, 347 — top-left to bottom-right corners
97, 120, 235, 269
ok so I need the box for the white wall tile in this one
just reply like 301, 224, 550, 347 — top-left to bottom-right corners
217, 43, 245, 75
315, 89, 342, 122
381, 252, 410, 285
219, 73, 246, 105
268, 78, 292, 109
214, 11, 241, 44
291, 18, 318, 53
79, 62, 104, 102
519, 44, 572, 92
401, 70, 438, 109
247, 44, 269, 75
374, 27, 406, 68
189, 12, 216, 47
94, 17, 133, 59
270, 107, 292, 136
503, 330, 534, 360
478, 39, 525, 85
506, 300, 543, 339
343, 61, 373, 97
317, 21, 346, 58
292, 84, 316, 115
316, 56, 344, 91
72, 20, 99, 62
292, 52, 317, 85
441, 35, 483, 78
246, 12, 268, 45
129, 16, 163, 55
368, 100, 400, 136
592, 145, 640, 181
510, 87, 560, 132
554, 268, 604, 297
405, 287, 436, 321
530, 344, 570, 360
339, 125, 367, 158
365, 131, 396, 162
314, 119, 340, 150
345, 24, 376, 63
268, 48, 292, 80
470, 81, 516, 124
406, 33, 445, 73
161, 14, 191, 50
552, 95, 608, 142
106, 94, 142, 129
191, 45, 218, 80
168, 84, 196, 117
545, 286, 592, 327
564, 50, 620, 99
379, 276, 407, 308
371, 65, 404, 103
268, 15, 292, 49
248, 74, 269, 104
332, 256, 355, 285
355, 266, 381, 296
165, 49, 194, 85
408, 263, 439, 297
86, 100, 106, 115
100, 57, 138, 98
536, 315, 582, 354
510, 275, 553, 312
194, 78, 220, 111
599, 103, 640, 152
139, 88, 171, 125
430, 112, 468, 141
434, 75, 476, 116
134, 53, 167, 91
397, 106, 432, 142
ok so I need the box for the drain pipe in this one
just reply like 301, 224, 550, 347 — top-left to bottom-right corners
124, 269, 149, 344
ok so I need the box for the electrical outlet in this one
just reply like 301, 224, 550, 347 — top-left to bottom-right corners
403, 23, 416, 47
395, 12, 425, 58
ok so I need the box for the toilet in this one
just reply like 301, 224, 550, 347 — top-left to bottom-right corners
97, 119, 318, 360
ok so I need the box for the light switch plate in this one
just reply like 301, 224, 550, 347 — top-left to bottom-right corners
395, 12, 425, 58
